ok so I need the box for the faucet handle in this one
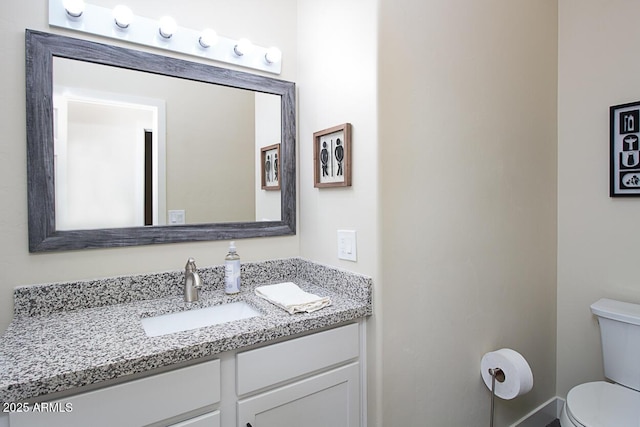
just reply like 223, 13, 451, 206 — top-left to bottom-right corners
185, 257, 197, 271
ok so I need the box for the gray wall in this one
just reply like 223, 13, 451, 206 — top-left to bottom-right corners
557, 0, 640, 398
379, 1, 558, 425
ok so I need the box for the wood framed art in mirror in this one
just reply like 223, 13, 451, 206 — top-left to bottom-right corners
261, 143, 281, 191
25, 29, 296, 252
313, 123, 352, 188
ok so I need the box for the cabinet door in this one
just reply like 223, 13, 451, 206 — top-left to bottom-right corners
237, 363, 359, 427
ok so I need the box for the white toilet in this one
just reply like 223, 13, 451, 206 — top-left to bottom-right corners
560, 298, 640, 427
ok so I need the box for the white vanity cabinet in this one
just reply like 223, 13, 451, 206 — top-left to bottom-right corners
5, 322, 365, 427
9, 360, 221, 427
235, 323, 362, 427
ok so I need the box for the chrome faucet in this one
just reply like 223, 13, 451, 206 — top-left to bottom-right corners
184, 258, 202, 303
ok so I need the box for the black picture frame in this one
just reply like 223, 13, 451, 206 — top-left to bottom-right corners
610, 101, 640, 197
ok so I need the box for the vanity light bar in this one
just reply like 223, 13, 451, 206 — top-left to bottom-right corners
49, 0, 282, 75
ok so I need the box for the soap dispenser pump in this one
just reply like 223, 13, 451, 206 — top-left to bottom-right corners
224, 241, 241, 294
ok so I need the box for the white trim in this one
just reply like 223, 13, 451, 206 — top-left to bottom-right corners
510, 397, 564, 427
360, 319, 368, 427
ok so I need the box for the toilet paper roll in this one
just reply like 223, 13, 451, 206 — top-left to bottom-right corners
480, 348, 533, 400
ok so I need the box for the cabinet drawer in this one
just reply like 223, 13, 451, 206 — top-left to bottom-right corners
11, 359, 220, 427
168, 410, 220, 427
237, 323, 359, 395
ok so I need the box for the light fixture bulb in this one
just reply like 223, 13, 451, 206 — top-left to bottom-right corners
198, 29, 218, 49
158, 16, 177, 39
265, 47, 282, 64
233, 38, 253, 57
63, 0, 85, 18
113, 5, 133, 29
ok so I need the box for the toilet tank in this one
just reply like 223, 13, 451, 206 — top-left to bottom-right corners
591, 298, 640, 391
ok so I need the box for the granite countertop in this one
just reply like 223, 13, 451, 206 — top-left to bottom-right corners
0, 258, 372, 403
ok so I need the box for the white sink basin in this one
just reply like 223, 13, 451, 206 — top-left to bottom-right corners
141, 301, 261, 337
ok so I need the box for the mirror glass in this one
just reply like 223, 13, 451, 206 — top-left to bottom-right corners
26, 30, 296, 251
53, 57, 282, 230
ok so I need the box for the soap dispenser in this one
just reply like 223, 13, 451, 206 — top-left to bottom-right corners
224, 241, 241, 294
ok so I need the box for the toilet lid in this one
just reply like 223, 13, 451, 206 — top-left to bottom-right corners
566, 381, 640, 427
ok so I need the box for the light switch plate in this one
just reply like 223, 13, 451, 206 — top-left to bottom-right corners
168, 210, 185, 225
337, 230, 357, 262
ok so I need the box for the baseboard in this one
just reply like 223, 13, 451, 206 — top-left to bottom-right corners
510, 397, 564, 427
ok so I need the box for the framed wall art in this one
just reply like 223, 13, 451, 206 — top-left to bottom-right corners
611, 101, 640, 196
261, 143, 280, 191
313, 123, 352, 188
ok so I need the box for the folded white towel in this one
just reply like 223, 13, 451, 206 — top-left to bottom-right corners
255, 282, 331, 314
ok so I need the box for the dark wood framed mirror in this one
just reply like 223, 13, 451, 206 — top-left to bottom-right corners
26, 29, 296, 252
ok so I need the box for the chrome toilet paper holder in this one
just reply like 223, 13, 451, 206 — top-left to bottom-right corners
488, 368, 505, 427
488, 367, 505, 383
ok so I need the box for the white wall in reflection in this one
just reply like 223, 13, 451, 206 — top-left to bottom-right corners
54, 90, 164, 230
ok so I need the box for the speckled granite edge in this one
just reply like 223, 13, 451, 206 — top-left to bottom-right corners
14, 258, 362, 317
296, 260, 372, 308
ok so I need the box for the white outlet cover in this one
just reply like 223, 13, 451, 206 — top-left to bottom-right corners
337, 230, 357, 262
168, 210, 185, 225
